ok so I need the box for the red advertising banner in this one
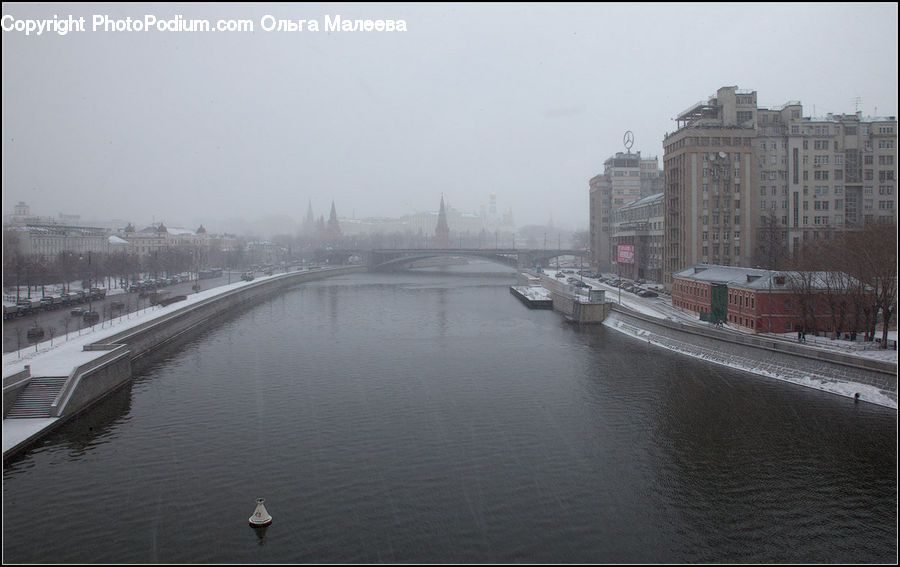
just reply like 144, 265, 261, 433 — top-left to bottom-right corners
617, 244, 635, 264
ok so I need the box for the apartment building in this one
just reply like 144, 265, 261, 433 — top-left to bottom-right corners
663, 86, 897, 288
589, 151, 662, 272
610, 192, 664, 282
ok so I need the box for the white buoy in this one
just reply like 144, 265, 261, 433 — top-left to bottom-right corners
249, 498, 272, 527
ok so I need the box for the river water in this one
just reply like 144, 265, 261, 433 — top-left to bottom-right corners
3, 263, 896, 563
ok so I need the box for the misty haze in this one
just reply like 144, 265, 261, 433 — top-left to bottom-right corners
2, 2, 897, 565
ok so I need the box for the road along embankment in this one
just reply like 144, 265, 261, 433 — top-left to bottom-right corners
3, 266, 365, 459
605, 305, 897, 407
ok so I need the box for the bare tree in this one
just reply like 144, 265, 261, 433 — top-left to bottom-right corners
754, 211, 789, 269
843, 222, 898, 348
60, 316, 71, 341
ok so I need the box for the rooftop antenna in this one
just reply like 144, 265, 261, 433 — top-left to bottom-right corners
852, 96, 861, 113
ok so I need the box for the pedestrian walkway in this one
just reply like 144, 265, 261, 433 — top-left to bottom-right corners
3, 275, 261, 458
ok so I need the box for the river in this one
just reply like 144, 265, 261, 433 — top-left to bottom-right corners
3, 262, 896, 563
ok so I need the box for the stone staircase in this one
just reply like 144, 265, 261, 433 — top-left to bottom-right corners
6, 377, 68, 418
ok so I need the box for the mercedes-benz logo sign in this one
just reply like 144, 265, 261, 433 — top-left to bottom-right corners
624, 131, 634, 151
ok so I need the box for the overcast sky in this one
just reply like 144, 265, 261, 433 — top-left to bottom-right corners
2, 2, 897, 233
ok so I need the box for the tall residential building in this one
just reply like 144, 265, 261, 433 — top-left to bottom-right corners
589, 150, 662, 272
662, 86, 897, 288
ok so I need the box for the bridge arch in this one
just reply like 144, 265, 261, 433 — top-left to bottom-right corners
366, 248, 587, 272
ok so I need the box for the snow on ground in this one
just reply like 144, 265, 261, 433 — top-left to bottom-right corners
608, 317, 897, 409
2, 275, 272, 377
2, 271, 294, 455
2, 418, 59, 454
545, 270, 897, 409
511, 286, 551, 301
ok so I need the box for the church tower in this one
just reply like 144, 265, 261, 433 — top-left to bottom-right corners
434, 195, 450, 248
325, 200, 342, 241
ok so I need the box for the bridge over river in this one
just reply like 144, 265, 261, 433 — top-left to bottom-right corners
364, 248, 589, 271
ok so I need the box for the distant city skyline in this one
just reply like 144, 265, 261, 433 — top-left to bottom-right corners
3, 3, 896, 231
3, 194, 540, 241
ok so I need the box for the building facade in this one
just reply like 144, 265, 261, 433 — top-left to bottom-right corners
610, 192, 664, 282
672, 263, 871, 336
589, 151, 662, 273
663, 86, 897, 288
5, 224, 116, 259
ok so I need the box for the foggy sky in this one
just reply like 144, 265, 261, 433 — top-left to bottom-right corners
2, 2, 898, 234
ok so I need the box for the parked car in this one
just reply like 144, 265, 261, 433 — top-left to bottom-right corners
3, 304, 19, 320
241, 272, 254, 281
71, 306, 87, 316
82, 311, 100, 324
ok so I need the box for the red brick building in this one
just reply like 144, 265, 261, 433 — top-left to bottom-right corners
672, 264, 869, 335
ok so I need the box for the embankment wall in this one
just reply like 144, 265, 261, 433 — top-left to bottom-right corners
608, 305, 897, 396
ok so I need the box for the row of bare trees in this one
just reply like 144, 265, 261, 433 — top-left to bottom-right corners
782, 222, 897, 348
2, 247, 194, 299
